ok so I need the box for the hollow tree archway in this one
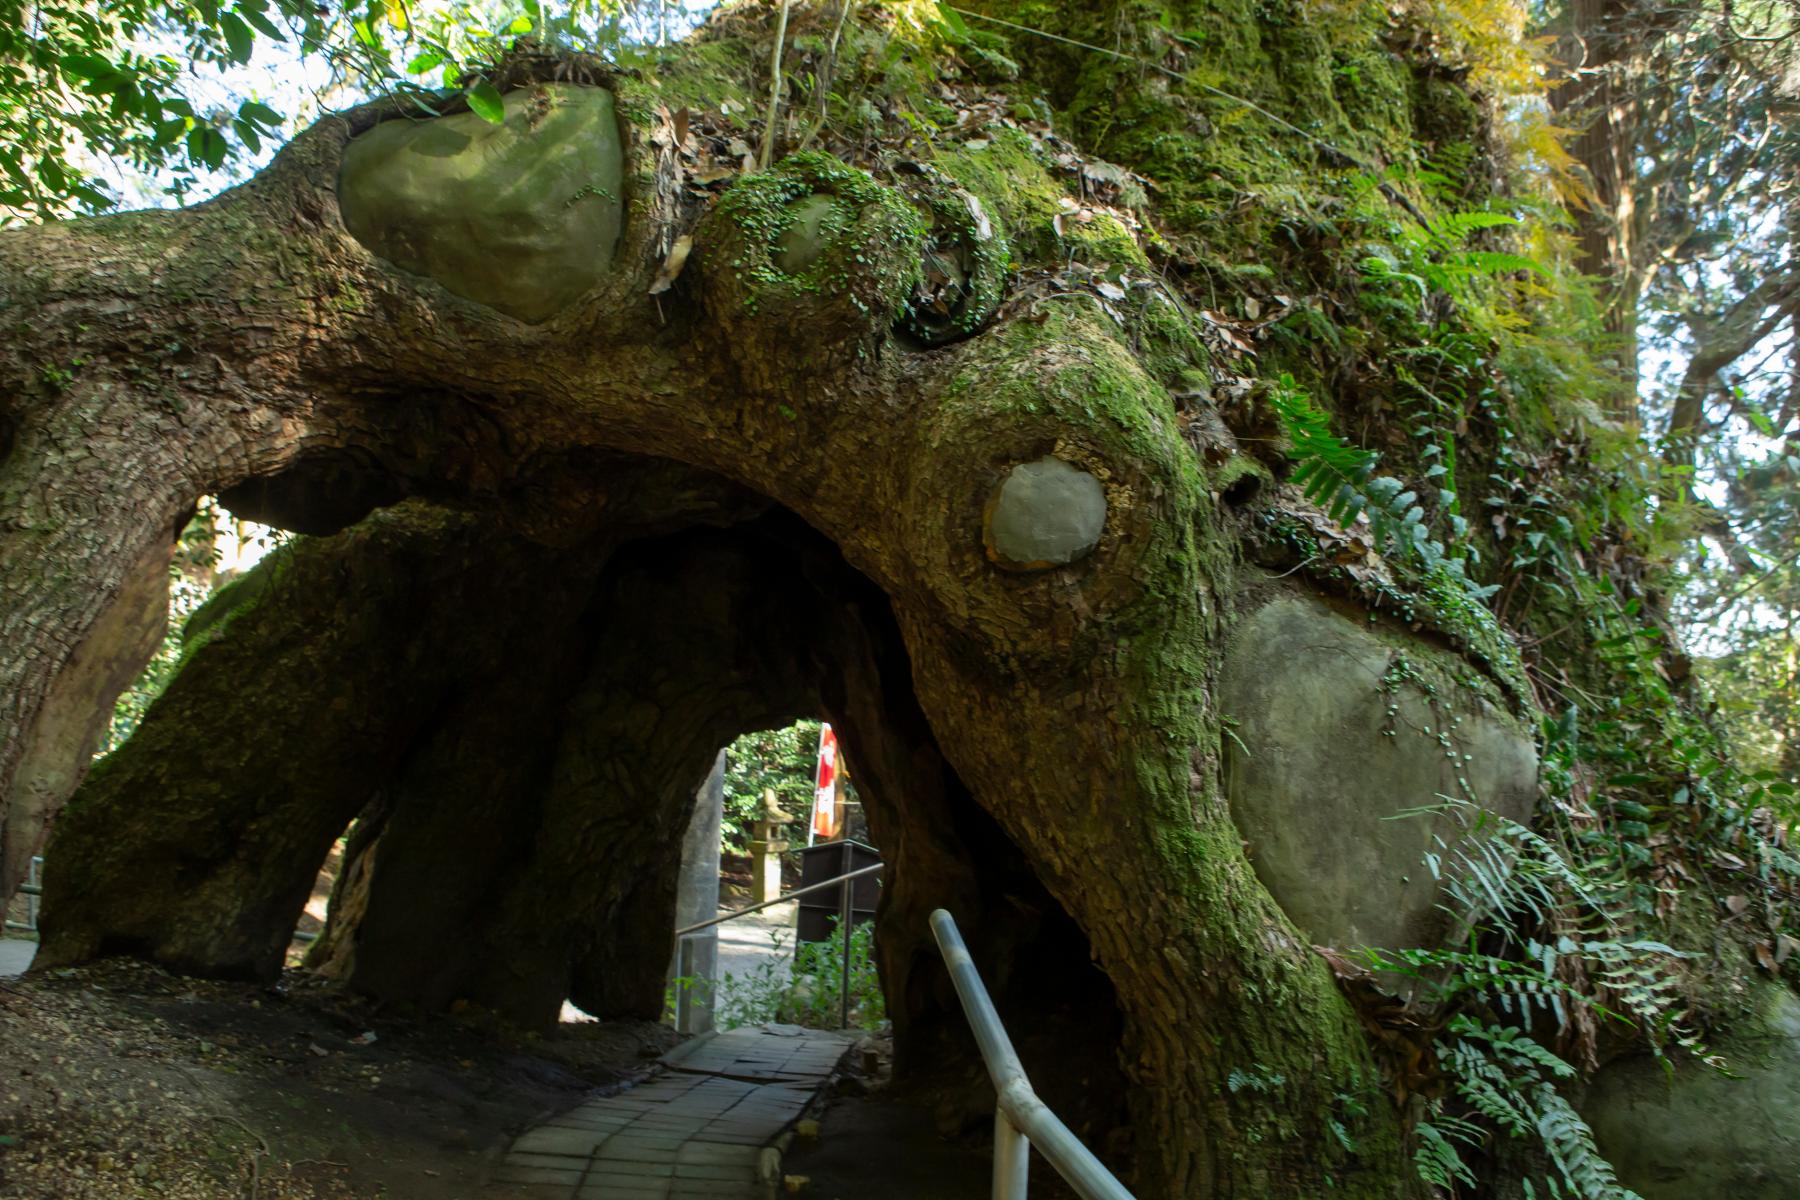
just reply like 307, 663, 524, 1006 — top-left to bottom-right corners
0, 22, 1544, 1193
39, 493, 1133, 1139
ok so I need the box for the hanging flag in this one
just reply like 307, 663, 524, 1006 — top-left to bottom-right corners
810, 723, 840, 843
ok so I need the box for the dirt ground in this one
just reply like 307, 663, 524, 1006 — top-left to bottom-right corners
0, 957, 678, 1199
782, 1091, 993, 1200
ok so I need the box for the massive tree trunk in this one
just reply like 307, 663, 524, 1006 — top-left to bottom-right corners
2, 2, 1602, 1194
1548, 0, 1645, 399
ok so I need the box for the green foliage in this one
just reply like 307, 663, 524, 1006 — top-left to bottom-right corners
104, 500, 289, 752
1414, 1113, 1482, 1189
1268, 374, 1503, 607
706, 918, 885, 1032
1530, 543, 1800, 930
104, 570, 207, 754
1435, 1018, 1640, 1200
1267, 373, 1376, 525
1225, 1065, 1287, 1094
1678, 445, 1800, 778
0, 0, 688, 221
1367, 799, 1712, 1198
0, 0, 297, 218
1358, 207, 1547, 325
720, 719, 821, 852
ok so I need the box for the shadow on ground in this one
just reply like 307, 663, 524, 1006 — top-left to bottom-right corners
0, 957, 675, 1199
782, 1092, 992, 1200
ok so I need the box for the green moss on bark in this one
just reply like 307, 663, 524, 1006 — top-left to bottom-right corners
909, 292, 1406, 1194
706, 150, 925, 317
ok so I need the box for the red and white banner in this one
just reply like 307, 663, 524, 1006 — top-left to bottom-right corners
810, 723, 840, 843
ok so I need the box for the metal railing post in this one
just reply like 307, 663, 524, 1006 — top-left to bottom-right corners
993, 1107, 1030, 1200
838, 867, 854, 1030
7, 856, 43, 934
674, 932, 701, 1033
930, 909, 1136, 1200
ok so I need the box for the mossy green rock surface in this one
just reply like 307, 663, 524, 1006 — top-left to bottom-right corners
1220, 592, 1538, 953
339, 84, 623, 323
1585, 985, 1800, 1199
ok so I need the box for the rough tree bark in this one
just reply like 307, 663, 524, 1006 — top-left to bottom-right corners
0, 2, 1577, 1194
1548, 0, 1646, 398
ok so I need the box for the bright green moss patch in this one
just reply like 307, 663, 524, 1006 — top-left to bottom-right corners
935, 128, 1066, 261
935, 128, 1148, 268
639, 36, 756, 115
939, 301, 1186, 450
710, 151, 926, 318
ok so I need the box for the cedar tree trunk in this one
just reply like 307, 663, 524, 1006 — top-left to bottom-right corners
0, 2, 1565, 1194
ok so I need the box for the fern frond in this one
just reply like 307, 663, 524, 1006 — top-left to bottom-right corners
1430, 210, 1521, 241
1533, 1087, 1645, 1200
1267, 375, 1376, 524
1457, 250, 1549, 277
1415, 1115, 1481, 1188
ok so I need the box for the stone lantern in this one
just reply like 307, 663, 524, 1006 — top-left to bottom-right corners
748, 788, 793, 904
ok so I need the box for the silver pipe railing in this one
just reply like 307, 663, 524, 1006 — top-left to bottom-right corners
672, 862, 884, 937
929, 908, 1136, 1200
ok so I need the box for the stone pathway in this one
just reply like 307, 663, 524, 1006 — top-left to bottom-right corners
715, 899, 796, 994
492, 1024, 854, 1199
0, 937, 36, 978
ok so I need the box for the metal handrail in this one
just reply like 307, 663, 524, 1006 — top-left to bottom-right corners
673, 862, 884, 937
929, 908, 1137, 1200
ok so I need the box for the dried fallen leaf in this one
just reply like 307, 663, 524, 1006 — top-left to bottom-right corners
648, 235, 693, 296
691, 164, 738, 184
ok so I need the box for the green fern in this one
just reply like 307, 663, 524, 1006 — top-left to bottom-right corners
1535, 1087, 1642, 1200
1429, 210, 1524, 240
1419, 798, 1708, 1063
1267, 374, 1376, 524
1433, 1025, 1644, 1200
1378, 799, 1701, 1198
1265, 377, 1504, 608
1414, 1112, 1482, 1188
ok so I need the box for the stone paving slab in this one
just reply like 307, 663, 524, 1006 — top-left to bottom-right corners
493, 1024, 854, 1199
0, 938, 37, 978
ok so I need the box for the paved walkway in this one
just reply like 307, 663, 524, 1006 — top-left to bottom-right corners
493, 1024, 853, 1199
715, 900, 796, 993
0, 937, 36, 977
